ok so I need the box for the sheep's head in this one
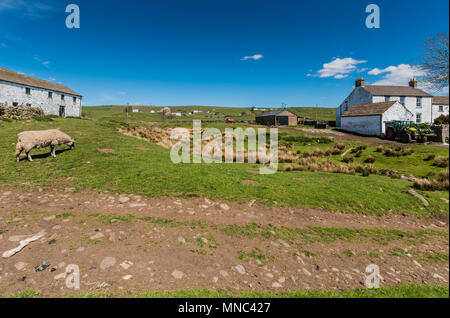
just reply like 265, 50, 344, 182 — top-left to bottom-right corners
68, 140, 75, 149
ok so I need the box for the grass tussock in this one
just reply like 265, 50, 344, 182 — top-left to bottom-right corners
432, 156, 449, 168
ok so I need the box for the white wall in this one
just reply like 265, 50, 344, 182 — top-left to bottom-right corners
373, 96, 432, 124
0, 81, 82, 117
431, 103, 449, 122
381, 103, 414, 136
336, 87, 372, 126
341, 115, 381, 136
341, 102, 414, 137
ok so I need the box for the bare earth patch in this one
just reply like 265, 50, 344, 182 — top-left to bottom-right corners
242, 179, 262, 186
0, 188, 447, 297
98, 148, 116, 154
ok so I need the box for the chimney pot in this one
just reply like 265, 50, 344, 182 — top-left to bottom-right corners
409, 78, 418, 88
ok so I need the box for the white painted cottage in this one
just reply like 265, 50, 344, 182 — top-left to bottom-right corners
340, 101, 414, 137
0, 68, 82, 117
431, 95, 449, 122
336, 78, 435, 134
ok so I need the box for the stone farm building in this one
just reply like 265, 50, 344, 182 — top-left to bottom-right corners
0, 68, 82, 117
336, 77, 449, 137
432, 95, 449, 121
256, 109, 297, 126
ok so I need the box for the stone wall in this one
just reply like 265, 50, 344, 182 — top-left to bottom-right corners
431, 125, 449, 143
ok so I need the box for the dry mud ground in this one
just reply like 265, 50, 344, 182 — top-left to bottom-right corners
0, 188, 448, 297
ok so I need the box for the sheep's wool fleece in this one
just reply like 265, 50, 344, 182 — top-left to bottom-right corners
18, 129, 73, 149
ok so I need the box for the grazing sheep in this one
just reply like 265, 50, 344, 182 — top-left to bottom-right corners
15, 129, 75, 162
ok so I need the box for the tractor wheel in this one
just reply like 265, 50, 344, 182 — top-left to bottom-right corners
400, 133, 412, 143
386, 127, 395, 140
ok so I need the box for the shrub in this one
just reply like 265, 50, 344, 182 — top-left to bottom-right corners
364, 155, 376, 163
375, 146, 383, 152
434, 114, 449, 125
331, 149, 342, 155
413, 178, 449, 191
424, 154, 436, 161
313, 148, 323, 157
433, 156, 449, 168
334, 143, 345, 150
342, 156, 354, 163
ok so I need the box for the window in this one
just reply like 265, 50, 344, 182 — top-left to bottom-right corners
400, 96, 405, 106
61, 94, 65, 101
416, 97, 422, 108
13, 102, 18, 106
439, 105, 444, 112
385, 96, 390, 102
25, 88, 31, 95
48, 92, 53, 99
416, 113, 422, 123
73, 96, 77, 103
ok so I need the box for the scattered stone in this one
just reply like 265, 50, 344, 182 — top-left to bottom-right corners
219, 203, 230, 211
2, 231, 46, 258
219, 270, 229, 277
212, 276, 218, 283
15, 262, 25, 271
48, 239, 56, 245
122, 275, 133, 280
100, 257, 116, 270
90, 233, 104, 240
177, 237, 186, 244
407, 189, 429, 207
120, 260, 133, 270
235, 265, 246, 275
35, 262, 50, 272
171, 270, 184, 279
272, 282, 282, 288
54, 273, 66, 280
278, 277, 286, 283
303, 268, 312, 276
118, 197, 130, 204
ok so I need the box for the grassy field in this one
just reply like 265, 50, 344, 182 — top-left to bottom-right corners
3, 285, 448, 298
0, 107, 448, 216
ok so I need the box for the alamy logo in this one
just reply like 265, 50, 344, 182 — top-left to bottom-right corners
66, 4, 80, 29
170, 120, 278, 174
365, 264, 381, 288
365, 4, 380, 29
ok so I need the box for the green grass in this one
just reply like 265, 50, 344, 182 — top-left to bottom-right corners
0, 114, 447, 216
2, 285, 448, 298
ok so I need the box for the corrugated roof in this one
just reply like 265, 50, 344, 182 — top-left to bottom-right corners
341, 101, 397, 117
432, 95, 449, 105
256, 110, 297, 117
362, 85, 432, 97
0, 68, 81, 96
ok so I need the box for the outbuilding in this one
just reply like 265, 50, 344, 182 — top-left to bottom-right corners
256, 109, 297, 126
340, 101, 414, 137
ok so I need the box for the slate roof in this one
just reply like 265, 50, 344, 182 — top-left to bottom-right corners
256, 110, 297, 117
432, 96, 449, 105
362, 85, 432, 97
0, 68, 81, 96
341, 101, 397, 117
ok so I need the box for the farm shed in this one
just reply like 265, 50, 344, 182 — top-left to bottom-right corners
0, 68, 82, 117
341, 101, 414, 137
256, 110, 297, 126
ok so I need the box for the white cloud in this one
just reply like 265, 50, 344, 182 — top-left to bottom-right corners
241, 54, 263, 61
48, 77, 56, 81
42, 61, 51, 68
313, 57, 367, 79
0, 0, 54, 17
367, 64, 425, 85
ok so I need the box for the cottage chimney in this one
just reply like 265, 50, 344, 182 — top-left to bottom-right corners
355, 78, 365, 87
409, 78, 418, 88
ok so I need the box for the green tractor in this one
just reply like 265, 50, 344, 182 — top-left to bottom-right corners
385, 120, 436, 143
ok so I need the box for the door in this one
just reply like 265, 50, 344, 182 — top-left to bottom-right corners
59, 105, 66, 117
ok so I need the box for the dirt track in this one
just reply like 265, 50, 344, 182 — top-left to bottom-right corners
0, 188, 448, 296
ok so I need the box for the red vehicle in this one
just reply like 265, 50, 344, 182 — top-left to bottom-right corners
226, 118, 234, 123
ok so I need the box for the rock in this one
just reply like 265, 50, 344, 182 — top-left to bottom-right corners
212, 276, 218, 283
278, 277, 286, 283
248, 200, 256, 207
219, 270, 229, 277
219, 203, 230, 211
235, 265, 246, 275
43, 215, 56, 221
272, 282, 282, 288
407, 189, 429, 207
303, 268, 312, 276
100, 257, 116, 270
90, 233, 104, 240
118, 197, 130, 204
54, 273, 66, 280
2, 231, 46, 259
171, 270, 184, 279
35, 262, 50, 272
177, 237, 186, 244
15, 262, 25, 271
129, 203, 147, 208
122, 275, 133, 280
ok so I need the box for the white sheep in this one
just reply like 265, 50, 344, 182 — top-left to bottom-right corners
15, 129, 75, 162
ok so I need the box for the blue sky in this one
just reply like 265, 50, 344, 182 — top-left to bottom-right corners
0, 0, 448, 107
